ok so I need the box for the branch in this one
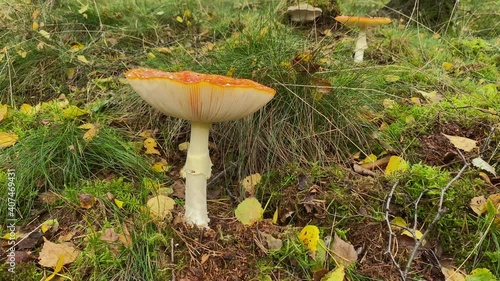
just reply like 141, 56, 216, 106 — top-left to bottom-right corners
384, 180, 406, 280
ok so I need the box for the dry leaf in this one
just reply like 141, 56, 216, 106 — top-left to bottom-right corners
0, 132, 19, 149
144, 137, 160, 155
147, 195, 175, 219
235, 197, 264, 226
353, 163, 376, 176
442, 134, 477, 152
178, 141, 190, 151
470, 196, 487, 216
78, 123, 98, 142
38, 238, 80, 268
321, 264, 345, 281
472, 157, 497, 176
39, 30, 50, 39
44, 254, 65, 281
118, 223, 132, 248
241, 173, 262, 196
79, 193, 95, 209
41, 219, 59, 234
441, 266, 466, 281
100, 228, 119, 243
390, 217, 407, 232
77, 55, 89, 64
63, 106, 88, 118
0, 104, 8, 121
152, 159, 170, 172
260, 231, 283, 250
331, 233, 358, 267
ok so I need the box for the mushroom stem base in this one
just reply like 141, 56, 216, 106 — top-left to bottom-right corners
184, 173, 209, 227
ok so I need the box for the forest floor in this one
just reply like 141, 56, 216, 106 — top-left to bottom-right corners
0, 0, 499, 280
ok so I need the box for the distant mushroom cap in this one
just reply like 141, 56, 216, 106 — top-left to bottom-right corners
335, 16, 391, 28
125, 69, 275, 122
287, 4, 322, 23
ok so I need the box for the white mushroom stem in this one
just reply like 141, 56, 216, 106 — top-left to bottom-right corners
354, 27, 368, 63
182, 121, 213, 227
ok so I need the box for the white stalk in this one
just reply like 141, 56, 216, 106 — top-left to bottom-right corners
182, 122, 212, 227
354, 27, 368, 63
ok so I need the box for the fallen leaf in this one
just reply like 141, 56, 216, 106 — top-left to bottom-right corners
152, 159, 170, 172
321, 264, 345, 281
114, 198, 124, 208
272, 209, 278, 224
20, 104, 36, 115
414, 89, 443, 103
44, 253, 65, 281
200, 253, 210, 264
472, 157, 497, 176
390, 217, 407, 232
353, 163, 376, 176
67, 68, 75, 79
241, 173, 262, 196
385, 156, 408, 176
118, 223, 132, 248
77, 55, 89, 64
402, 229, 425, 245
360, 155, 391, 170
0, 132, 19, 149
100, 228, 119, 242
359, 154, 377, 165
41, 219, 59, 234
465, 268, 496, 280
441, 266, 466, 281
38, 238, 80, 268
470, 196, 487, 216
138, 130, 153, 138
442, 134, 477, 152
442, 62, 453, 70
478, 172, 492, 185
0, 104, 8, 121
178, 141, 190, 151
235, 197, 264, 226
383, 99, 396, 109
331, 233, 358, 266
260, 232, 283, 251
78, 123, 98, 142
385, 75, 400, 82
63, 106, 88, 118
78, 193, 95, 209
147, 195, 175, 219
298, 225, 320, 256
39, 30, 50, 39
144, 137, 160, 155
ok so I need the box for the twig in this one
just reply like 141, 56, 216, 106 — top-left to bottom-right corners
384, 180, 406, 280
402, 150, 469, 279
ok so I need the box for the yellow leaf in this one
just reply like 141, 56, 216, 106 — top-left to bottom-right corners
0, 132, 19, 149
138, 130, 153, 138
385, 156, 408, 176
152, 159, 170, 172
298, 225, 320, 254
321, 264, 345, 281
69, 42, 85, 52
144, 137, 160, 155
38, 239, 80, 268
67, 68, 75, 79
241, 173, 262, 196
77, 55, 89, 64
41, 219, 59, 233
385, 75, 400, 82
235, 197, 264, 226
410, 97, 421, 105
178, 141, 190, 151
39, 30, 50, 39
32, 22, 39, 31
147, 195, 175, 219
20, 104, 34, 115
442, 62, 453, 70
78, 4, 89, 14
382, 99, 395, 109
147, 52, 156, 60
176, 16, 183, 23
359, 154, 377, 165
114, 199, 124, 208
402, 229, 423, 240
44, 254, 65, 281
32, 9, 40, 20
390, 217, 407, 232
63, 106, 88, 118
79, 123, 98, 142
0, 104, 8, 121
432, 33, 441, 39
442, 134, 477, 152
272, 209, 278, 224
226, 66, 236, 77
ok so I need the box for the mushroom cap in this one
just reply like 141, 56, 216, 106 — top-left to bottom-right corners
287, 4, 322, 22
335, 16, 391, 28
125, 69, 276, 122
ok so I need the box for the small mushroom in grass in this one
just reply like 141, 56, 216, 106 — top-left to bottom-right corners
126, 69, 275, 228
287, 4, 322, 23
335, 16, 391, 63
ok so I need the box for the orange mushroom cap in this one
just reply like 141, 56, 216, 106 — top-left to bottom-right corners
125, 69, 275, 122
335, 16, 391, 28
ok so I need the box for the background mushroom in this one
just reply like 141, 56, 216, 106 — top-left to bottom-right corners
287, 4, 322, 23
126, 69, 276, 228
335, 16, 391, 63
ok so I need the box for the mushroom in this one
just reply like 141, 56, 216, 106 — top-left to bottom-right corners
125, 69, 276, 228
335, 16, 391, 63
287, 4, 322, 23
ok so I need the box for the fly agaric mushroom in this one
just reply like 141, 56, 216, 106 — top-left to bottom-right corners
335, 16, 391, 63
125, 69, 275, 228
287, 4, 322, 23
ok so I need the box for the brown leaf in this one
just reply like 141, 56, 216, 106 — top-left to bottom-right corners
442, 134, 477, 152
100, 228, 119, 243
38, 192, 59, 204
470, 196, 487, 216
118, 223, 132, 248
331, 233, 358, 267
353, 163, 376, 176
17, 232, 44, 250
171, 180, 185, 198
360, 155, 392, 170
78, 193, 96, 209
38, 238, 80, 268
